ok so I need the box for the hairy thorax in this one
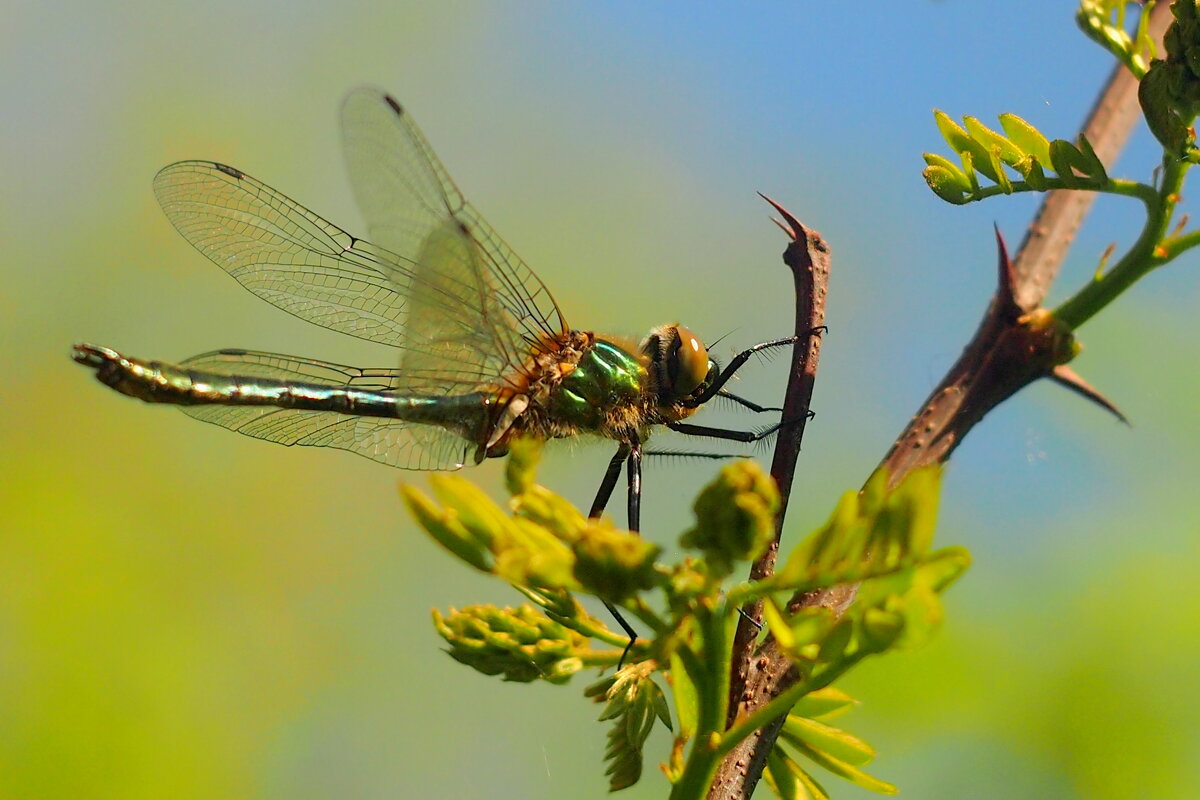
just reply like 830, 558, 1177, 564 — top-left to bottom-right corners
488, 330, 701, 453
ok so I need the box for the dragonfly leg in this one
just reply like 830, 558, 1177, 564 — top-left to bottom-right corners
717, 389, 782, 413
644, 450, 751, 461
686, 327, 826, 408
666, 411, 814, 443
589, 443, 631, 517
626, 434, 643, 532
589, 442, 639, 667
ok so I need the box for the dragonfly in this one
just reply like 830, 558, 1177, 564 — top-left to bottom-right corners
73, 86, 806, 558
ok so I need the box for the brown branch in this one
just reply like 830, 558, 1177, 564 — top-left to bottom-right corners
1013, 5, 1172, 311
705, 5, 1172, 799
709, 201, 832, 799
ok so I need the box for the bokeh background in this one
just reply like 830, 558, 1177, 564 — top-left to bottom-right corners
5, 2, 1199, 798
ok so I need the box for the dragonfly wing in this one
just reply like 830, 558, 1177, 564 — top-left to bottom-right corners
341, 87, 568, 393
154, 161, 415, 348
178, 350, 472, 470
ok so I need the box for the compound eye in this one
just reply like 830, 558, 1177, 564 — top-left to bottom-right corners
669, 325, 710, 397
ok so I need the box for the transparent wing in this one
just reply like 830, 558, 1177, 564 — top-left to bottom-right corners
178, 350, 471, 470
341, 86, 568, 392
154, 162, 415, 349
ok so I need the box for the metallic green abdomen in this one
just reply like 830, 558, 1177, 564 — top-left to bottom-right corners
547, 338, 645, 431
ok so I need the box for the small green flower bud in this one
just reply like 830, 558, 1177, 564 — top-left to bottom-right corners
923, 165, 971, 204
503, 436, 543, 496
399, 484, 492, 572
572, 520, 661, 603
433, 604, 587, 684
679, 461, 779, 577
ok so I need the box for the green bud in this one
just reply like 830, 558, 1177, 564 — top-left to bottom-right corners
572, 520, 661, 603
504, 435, 543, 496
400, 485, 492, 572
405, 474, 578, 591
492, 517, 579, 590
933, 109, 1001, 183
923, 165, 971, 204
433, 604, 588, 684
679, 461, 779, 577
510, 484, 589, 543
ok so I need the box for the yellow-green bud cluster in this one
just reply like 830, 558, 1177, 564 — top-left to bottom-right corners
679, 461, 779, 578
433, 604, 586, 684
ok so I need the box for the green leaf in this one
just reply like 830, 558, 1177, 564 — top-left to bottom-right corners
652, 682, 673, 731
899, 464, 941, 554
918, 546, 972, 592
818, 617, 854, 663
1138, 60, 1190, 153
765, 748, 802, 800
1015, 155, 1047, 190
790, 740, 898, 795
782, 715, 876, 766
999, 113, 1052, 165
1074, 132, 1109, 181
860, 606, 905, 653
762, 596, 797, 654
988, 147, 1013, 194
964, 115, 1023, 165
668, 651, 698, 740
790, 606, 837, 650
958, 149, 981, 194
769, 748, 831, 800
790, 687, 858, 721
1048, 139, 1085, 187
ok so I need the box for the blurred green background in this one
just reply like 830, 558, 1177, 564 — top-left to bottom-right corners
4, 2, 1199, 798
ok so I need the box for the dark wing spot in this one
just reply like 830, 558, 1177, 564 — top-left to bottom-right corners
457, 221, 471, 236
383, 94, 404, 116
214, 163, 245, 180
219, 348, 248, 355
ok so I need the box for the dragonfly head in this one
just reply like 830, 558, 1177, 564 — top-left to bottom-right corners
642, 324, 718, 405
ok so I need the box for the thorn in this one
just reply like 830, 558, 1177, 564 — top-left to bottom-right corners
994, 225, 1021, 319
1050, 364, 1130, 425
1171, 213, 1190, 238
769, 216, 794, 239
758, 192, 805, 240
1095, 242, 1117, 280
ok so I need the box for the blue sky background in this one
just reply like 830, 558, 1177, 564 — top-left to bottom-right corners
4, 2, 1199, 798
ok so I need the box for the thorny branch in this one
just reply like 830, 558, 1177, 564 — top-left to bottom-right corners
706, 5, 1173, 799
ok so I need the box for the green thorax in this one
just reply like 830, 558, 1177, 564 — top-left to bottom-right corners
545, 337, 647, 431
